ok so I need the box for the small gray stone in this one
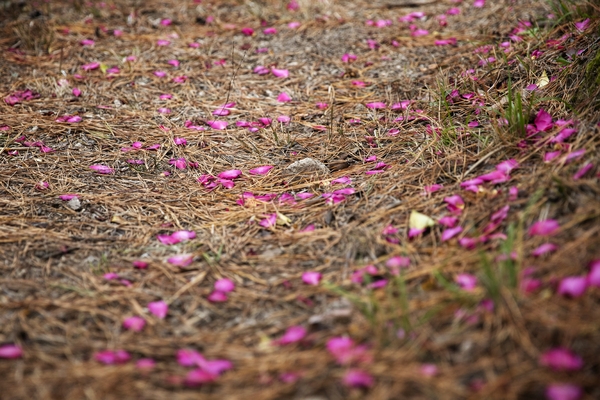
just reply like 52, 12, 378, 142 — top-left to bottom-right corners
285, 157, 330, 176
66, 198, 81, 211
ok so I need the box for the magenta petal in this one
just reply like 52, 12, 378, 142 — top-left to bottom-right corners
544, 151, 562, 162
259, 214, 277, 228
574, 18, 590, 32
248, 165, 273, 175
535, 109, 553, 132
170, 230, 196, 242
584, 261, 600, 290
174, 137, 188, 146
455, 273, 478, 291
557, 276, 587, 297
133, 260, 148, 269
459, 237, 478, 250
136, 358, 156, 370
277, 92, 292, 102
385, 256, 410, 269
331, 176, 352, 185
148, 300, 168, 319
218, 169, 242, 179
157, 234, 177, 245
420, 363, 439, 377
214, 278, 235, 293
89, 164, 114, 174
207, 120, 228, 130
207, 291, 228, 302
302, 271, 322, 285
408, 227, 425, 238
424, 184, 443, 194
277, 325, 307, 345
59, 194, 79, 201
442, 226, 463, 241
532, 243, 558, 257
123, 316, 146, 332
0, 344, 22, 359
343, 369, 374, 388
438, 216, 458, 228
529, 220, 559, 236
545, 383, 582, 400
185, 369, 217, 386
444, 195, 465, 213
200, 359, 233, 375
271, 68, 289, 78
365, 102, 386, 109
540, 348, 583, 371
94, 349, 130, 365
167, 254, 194, 267
177, 349, 204, 367
573, 163, 593, 180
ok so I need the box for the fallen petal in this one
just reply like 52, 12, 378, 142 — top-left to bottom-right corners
148, 300, 168, 319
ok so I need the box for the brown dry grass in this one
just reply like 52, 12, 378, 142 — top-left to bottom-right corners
1, 0, 599, 399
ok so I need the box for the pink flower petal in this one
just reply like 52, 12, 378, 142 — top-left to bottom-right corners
438, 216, 458, 228
174, 137, 187, 146
249, 165, 273, 175
557, 276, 587, 297
214, 278, 235, 293
177, 349, 204, 367
271, 68, 289, 78
148, 300, 168, 319
218, 169, 242, 179
276, 325, 307, 345
167, 254, 194, 267
532, 243, 558, 257
529, 220, 559, 236
385, 256, 410, 275
540, 348, 583, 371
136, 358, 156, 370
442, 226, 463, 241
132, 260, 148, 269
207, 120, 228, 130
545, 384, 582, 400
123, 316, 146, 332
587, 260, 600, 287
574, 18, 590, 32
444, 195, 465, 214
456, 273, 478, 291
169, 158, 187, 170
343, 369, 373, 388
0, 344, 22, 359
59, 194, 79, 201
89, 165, 114, 174
302, 271, 322, 286
535, 109, 553, 132
424, 184, 443, 194
277, 92, 292, 103
94, 349, 130, 365
331, 176, 352, 185
420, 363, 438, 377
365, 102, 386, 109
573, 163, 593, 180
81, 62, 100, 71
207, 291, 228, 302
185, 369, 217, 386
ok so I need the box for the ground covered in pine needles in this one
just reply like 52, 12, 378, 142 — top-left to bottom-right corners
1, 0, 599, 399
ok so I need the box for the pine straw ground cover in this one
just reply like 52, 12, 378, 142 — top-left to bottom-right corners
0, 0, 599, 398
